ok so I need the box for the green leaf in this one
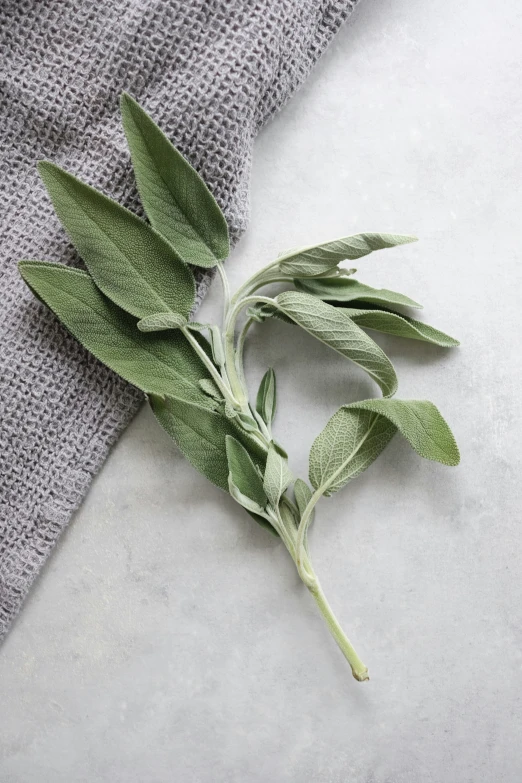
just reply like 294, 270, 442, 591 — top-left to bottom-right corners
309, 408, 397, 496
263, 442, 293, 507
344, 308, 460, 348
294, 277, 422, 309
275, 291, 398, 397
343, 399, 460, 466
278, 233, 417, 277
309, 398, 459, 497
226, 436, 268, 509
38, 161, 196, 318
199, 378, 224, 401
228, 482, 267, 515
224, 404, 259, 433
120, 92, 229, 268
151, 395, 276, 536
293, 478, 314, 524
137, 312, 188, 332
19, 261, 211, 404
279, 500, 299, 531
256, 368, 277, 426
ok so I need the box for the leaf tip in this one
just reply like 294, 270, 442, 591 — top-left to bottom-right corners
36, 159, 54, 180
120, 90, 138, 115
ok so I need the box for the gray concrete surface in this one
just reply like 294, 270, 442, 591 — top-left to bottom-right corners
1, 1, 522, 780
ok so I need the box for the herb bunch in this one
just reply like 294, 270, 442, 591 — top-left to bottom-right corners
19, 93, 460, 682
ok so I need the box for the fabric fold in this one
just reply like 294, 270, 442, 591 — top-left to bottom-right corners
0, 0, 357, 640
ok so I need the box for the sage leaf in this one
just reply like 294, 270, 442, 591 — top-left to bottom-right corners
150, 395, 261, 490
256, 368, 277, 426
137, 312, 188, 332
120, 93, 229, 268
199, 378, 224, 401
294, 277, 422, 309
293, 478, 315, 525
278, 233, 417, 277
343, 399, 460, 466
275, 291, 398, 397
151, 393, 274, 536
309, 408, 397, 497
38, 161, 196, 318
19, 261, 211, 404
263, 442, 293, 507
224, 404, 260, 434
344, 308, 460, 348
309, 398, 459, 497
226, 436, 268, 509
279, 500, 299, 532
228, 482, 267, 516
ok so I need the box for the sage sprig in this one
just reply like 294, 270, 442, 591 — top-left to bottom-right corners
19, 94, 460, 683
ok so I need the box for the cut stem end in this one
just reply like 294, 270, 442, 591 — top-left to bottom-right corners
307, 579, 369, 683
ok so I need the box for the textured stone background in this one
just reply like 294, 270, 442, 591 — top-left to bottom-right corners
1, 0, 521, 780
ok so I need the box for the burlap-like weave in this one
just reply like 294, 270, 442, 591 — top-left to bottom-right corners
0, 0, 356, 640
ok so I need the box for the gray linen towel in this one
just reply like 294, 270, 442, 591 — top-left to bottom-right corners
0, 0, 357, 641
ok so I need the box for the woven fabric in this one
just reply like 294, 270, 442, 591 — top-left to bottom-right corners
0, 0, 356, 640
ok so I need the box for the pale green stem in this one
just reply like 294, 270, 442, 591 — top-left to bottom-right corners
295, 486, 323, 583
180, 326, 239, 407
224, 295, 276, 406
229, 261, 282, 309
282, 507, 369, 681
215, 260, 230, 328
236, 316, 254, 382
307, 577, 369, 682
214, 264, 368, 681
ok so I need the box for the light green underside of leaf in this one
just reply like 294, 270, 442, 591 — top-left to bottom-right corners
276, 291, 397, 397
19, 261, 210, 404
38, 161, 196, 318
309, 409, 397, 495
256, 368, 276, 426
344, 308, 460, 347
278, 233, 417, 276
293, 478, 313, 521
121, 92, 229, 268
263, 443, 292, 506
309, 398, 459, 497
294, 276, 422, 309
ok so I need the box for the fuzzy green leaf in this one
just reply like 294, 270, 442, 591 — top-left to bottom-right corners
19, 261, 211, 404
263, 442, 293, 507
279, 501, 299, 531
256, 368, 277, 426
309, 409, 397, 496
150, 395, 275, 536
344, 308, 460, 348
293, 478, 314, 524
198, 378, 224, 401
275, 291, 398, 397
294, 276, 422, 309
228, 481, 267, 516
309, 398, 459, 497
226, 436, 268, 510
278, 233, 417, 277
344, 399, 460, 466
120, 92, 229, 268
38, 161, 196, 318
137, 312, 188, 332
